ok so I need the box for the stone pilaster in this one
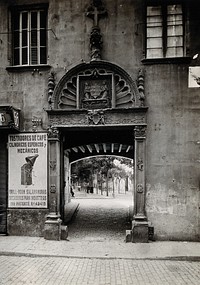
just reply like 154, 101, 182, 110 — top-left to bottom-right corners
132, 125, 149, 242
44, 127, 62, 240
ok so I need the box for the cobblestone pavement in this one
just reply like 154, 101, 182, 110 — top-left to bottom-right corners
0, 255, 199, 285
68, 193, 132, 242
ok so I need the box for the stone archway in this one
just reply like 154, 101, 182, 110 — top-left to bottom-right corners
45, 60, 149, 242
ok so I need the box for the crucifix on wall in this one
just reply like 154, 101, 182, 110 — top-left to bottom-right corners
86, 0, 107, 27
86, 0, 107, 60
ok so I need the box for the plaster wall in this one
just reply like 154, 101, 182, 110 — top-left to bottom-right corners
145, 64, 200, 240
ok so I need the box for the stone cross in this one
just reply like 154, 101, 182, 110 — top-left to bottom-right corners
86, 0, 107, 27
86, 0, 107, 61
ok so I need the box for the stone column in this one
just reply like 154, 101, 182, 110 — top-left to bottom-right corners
132, 125, 149, 242
44, 127, 62, 240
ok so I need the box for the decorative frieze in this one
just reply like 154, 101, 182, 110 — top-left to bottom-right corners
48, 109, 147, 127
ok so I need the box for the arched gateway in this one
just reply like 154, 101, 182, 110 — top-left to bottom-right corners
45, 60, 150, 243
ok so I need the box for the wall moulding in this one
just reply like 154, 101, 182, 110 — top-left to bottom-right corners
46, 107, 148, 128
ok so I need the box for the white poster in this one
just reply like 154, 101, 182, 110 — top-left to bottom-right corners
8, 133, 48, 208
188, 66, 200, 88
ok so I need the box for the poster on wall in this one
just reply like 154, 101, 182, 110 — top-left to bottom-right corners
8, 133, 48, 208
188, 66, 200, 87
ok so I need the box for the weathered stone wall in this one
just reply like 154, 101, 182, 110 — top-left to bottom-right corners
0, 0, 199, 240
7, 209, 48, 236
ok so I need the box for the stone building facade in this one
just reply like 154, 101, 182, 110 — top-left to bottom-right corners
0, 0, 200, 241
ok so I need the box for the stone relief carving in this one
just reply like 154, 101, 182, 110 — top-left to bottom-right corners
49, 0, 145, 111
50, 184, 56, 193
115, 74, 134, 108
49, 115, 86, 126
137, 158, 144, 171
137, 69, 145, 107
87, 110, 105, 125
50, 160, 56, 171
83, 80, 108, 100
137, 184, 144, 193
90, 26, 103, 61
47, 126, 60, 139
108, 116, 145, 125
80, 69, 111, 109
86, 0, 107, 61
48, 112, 146, 127
134, 126, 147, 138
56, 66, 137, 110
48, 72, 55, 108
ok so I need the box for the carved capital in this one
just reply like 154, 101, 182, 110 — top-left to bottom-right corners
134, 126, 147, 139
48, 127, 60, 139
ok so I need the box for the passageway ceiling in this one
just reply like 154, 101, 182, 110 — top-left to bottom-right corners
61, 127, 134, 162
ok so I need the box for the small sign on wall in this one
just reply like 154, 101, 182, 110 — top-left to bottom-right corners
188, 67, 200, 88
8, 133, 48, 208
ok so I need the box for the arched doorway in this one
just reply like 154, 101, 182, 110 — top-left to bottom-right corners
61, 127, 134, 242
67, 154, 134, 242
44, 61, 149, 242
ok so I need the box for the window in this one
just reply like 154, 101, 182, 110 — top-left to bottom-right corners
12, 7, 47, 66
146, 3, 184, 59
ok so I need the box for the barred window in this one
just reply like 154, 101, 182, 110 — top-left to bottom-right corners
13, 8, 47, 66
146, 4, 184, 59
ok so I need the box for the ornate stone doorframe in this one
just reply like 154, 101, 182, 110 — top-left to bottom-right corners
44, 127, 62, 240
45, 107, 150, 242
131, 125, 149, 242
45, 57, 151, 241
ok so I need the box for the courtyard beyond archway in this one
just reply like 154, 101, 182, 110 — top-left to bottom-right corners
67, 192, 132, 242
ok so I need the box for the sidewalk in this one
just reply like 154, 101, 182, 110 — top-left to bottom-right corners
0, 235, 200, 261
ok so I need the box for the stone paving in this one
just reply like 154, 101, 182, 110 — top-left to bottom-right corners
68, 193, 132, 242
0, 255, 199, 285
